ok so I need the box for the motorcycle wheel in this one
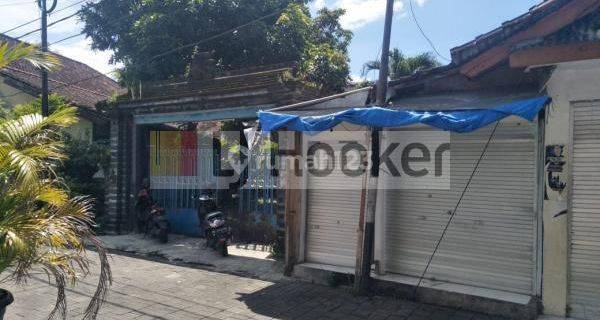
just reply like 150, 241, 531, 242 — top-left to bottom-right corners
207, 237, 216, 249
219, 241, 228, 257
159, 229, 168, 243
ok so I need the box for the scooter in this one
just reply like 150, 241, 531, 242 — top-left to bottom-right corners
146, 204, 169, 243
197, 190, 230, 257
204, 211, 230, 257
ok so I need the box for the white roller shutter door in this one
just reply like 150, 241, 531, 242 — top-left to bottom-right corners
569, 101, 600, 319
305, 131, 366, 267
384, 120, 537, 294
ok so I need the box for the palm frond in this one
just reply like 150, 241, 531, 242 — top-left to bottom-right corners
361, 60, 381, 77
82, 237, 112, 320
0, 109, 111, 319
0, 42, 60, 71
363, 48, 440, 80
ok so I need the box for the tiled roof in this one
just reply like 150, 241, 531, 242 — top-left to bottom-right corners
0, 34, 122, 110
389, 0, 599, 88
450, 0, 572, 65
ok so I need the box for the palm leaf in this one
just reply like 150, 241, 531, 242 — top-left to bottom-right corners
0, 42, 60, 71
362, 48, 440, 80
0, 109, 111, 320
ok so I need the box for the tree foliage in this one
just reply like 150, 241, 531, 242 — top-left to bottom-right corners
0, 109, 111, 319
362, 48, 440, 80
5, 93, 70, 118
80, 1, 352, 92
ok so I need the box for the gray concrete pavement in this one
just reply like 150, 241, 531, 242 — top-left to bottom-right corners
2, 252, 510, 320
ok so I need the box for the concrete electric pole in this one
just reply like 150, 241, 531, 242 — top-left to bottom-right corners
354, 0, 394, 294
38, 0, 58, 117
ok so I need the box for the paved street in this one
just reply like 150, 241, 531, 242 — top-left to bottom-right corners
3, 252, 507, 320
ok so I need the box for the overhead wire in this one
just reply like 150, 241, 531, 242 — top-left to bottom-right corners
47, 3, 156, 46
14, 11, 81, 40
49, 31, 84, 45
0, 6, 289, 99
148, 9, 285, 62
408, 0, 451, 62
1, 0, 88, 34
403, 121, 501, 320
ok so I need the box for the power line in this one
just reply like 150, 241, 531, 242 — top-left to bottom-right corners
49, 31, 84, 45
14, 11, 80, 40
0, 6, 288, 99
48, 4, 152, 46
1, 0, 88, 34
408, 0, 451, 62
403, 121, 500, 320
52, 6, 286, 61
149, 9, 285, 62
2, 17, 39, 34
47, 3, 164, 46
4, 66, 108, 96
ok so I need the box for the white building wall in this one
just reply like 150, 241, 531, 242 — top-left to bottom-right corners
1, 75, 94, 143
0, 76, 36, 107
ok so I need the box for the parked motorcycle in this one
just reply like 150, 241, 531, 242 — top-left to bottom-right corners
146, 204, 169, 243
197, 190, 231, 257
204, 211, 231, 257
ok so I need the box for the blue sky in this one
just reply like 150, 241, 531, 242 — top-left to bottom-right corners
1, 0, 541, 79
311, 0, 541, 81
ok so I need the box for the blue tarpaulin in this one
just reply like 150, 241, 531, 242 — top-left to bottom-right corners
259, 96, 550, 133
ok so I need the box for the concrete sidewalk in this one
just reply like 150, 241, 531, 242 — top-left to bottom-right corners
98, 234, 285, 281
2, 252, 511, 320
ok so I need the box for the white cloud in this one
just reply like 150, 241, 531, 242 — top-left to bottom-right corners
0, 2, 40, 36
350, 74, 368, 83
313, 0, 327, 10
53, 38, 120, 77
310, 0, 431, 30
315, 0, 406, 31
0, 2, 83, 42
0, 3, 117, 78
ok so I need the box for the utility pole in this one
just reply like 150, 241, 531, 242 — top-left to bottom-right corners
376, 0, 394, 105
38, 0, 58, 117
354, 0, 394, 295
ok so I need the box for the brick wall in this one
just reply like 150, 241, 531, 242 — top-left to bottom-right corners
105, 112, 134, 234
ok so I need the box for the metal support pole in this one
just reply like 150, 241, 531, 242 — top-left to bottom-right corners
38, 0, 57, 117
354, 0, 394, 295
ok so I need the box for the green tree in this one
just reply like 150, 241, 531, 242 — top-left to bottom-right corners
80, 1, 352, 92
7, 93, 70, 118
362, 48, 440, 80
0, 44, 110, 319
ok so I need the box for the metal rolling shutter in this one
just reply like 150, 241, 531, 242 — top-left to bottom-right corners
385, 120, 537, 294
569, 101, 600, 319
305, 132, 365, 267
